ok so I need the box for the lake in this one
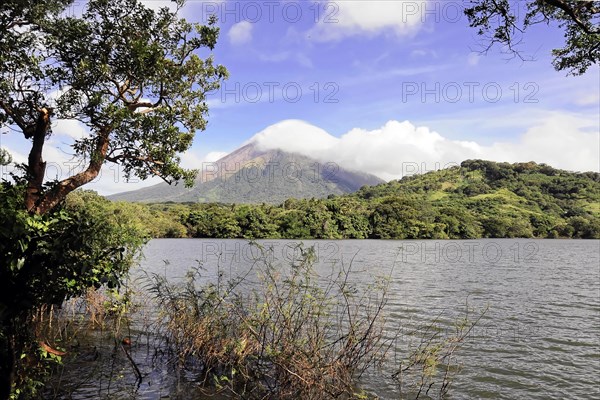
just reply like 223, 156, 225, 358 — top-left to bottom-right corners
49, 239, 600, 399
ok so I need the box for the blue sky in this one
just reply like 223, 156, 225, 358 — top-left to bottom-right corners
1, 0, 599, 194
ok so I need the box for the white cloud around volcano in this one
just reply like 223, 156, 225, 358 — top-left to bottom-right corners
249, 117, 599, 180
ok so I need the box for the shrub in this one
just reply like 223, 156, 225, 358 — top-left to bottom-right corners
0, 184, 146, 398
147, 244, 391, 398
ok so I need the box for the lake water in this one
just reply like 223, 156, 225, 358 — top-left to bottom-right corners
49, 239, 600, 399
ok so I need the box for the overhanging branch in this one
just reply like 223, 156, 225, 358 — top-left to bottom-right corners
35, 127, 111, 214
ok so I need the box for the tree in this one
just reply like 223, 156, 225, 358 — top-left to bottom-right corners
326, 198, 372, 239
235, 205, 279, 239
0, 0, 226, 396
464, 0, 599, 75
185, 204, 241, 238
0, 0, 227, 214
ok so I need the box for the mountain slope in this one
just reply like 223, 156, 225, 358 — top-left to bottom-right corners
349, 159, 600, 238
108, 143, 384, 203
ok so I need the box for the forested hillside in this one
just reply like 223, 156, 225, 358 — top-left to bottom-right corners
110, 160, 600, 239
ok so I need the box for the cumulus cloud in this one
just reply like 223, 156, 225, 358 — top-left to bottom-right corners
180, 149, 228, 169
0, 145, 26, 181
309, 0, 425, 41
574, 92, 600, 106
1, 121, 230, 196
139, 0, 180, 13
3, 138, 163, 195
0, 146, 26, 164
484, 115, 599, 173
5, 115, 597, 196
249, 117, 599, 180
228, 21, 253, 45
0, 139, 84, 187
91, 174, 162, 196
52, 119, 89, 140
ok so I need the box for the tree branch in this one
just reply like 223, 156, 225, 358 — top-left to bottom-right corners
542, 0, 599, 34
35, 127, 111, 214
0, 100, 34, 137
126, 99, 163, 112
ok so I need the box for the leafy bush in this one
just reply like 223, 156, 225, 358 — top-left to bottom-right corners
0, 184, 147, 398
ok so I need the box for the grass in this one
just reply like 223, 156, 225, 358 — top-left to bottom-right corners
471, 188, 526, 203
428, 191, 449, 201
582, 201, 600, 216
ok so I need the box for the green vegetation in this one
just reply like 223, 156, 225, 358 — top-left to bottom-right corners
0, 185, 147, 398
147, 246, 387, 398
132, 160, 600, 240
0, 0, 596, 396
1, 0, 226, 214
0, 0, 226, 396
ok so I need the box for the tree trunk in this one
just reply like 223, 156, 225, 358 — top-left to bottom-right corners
24, 108, 51, 212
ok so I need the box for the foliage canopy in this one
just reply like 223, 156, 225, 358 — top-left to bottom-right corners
0, 0, 227, 214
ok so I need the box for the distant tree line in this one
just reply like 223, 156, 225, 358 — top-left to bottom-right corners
123, 160, 600, 240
